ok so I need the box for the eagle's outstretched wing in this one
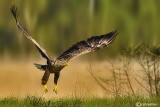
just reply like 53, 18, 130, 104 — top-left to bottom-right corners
57, 30, 118, 61
10, 6, 51, 64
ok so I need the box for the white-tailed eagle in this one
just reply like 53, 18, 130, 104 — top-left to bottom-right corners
10, 5, 118, 94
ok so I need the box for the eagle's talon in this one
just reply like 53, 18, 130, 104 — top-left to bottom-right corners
44, 85, 48, 93
44, 89, 48, 93
53, 89, 57, 94
53, 85, 57, 94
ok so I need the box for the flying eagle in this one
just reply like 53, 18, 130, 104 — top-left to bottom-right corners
10, 6, 118, 94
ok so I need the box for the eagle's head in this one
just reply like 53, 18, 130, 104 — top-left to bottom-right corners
52, 60, 69, 67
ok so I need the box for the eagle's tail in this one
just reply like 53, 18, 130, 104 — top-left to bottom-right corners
34, 63, 47, 71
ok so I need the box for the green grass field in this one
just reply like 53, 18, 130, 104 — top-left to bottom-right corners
0, 96, 159, 107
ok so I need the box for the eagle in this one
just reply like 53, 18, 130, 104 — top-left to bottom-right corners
10, 6, 118, 94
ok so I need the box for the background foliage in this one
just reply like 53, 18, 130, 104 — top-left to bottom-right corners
0, 0, 160, 59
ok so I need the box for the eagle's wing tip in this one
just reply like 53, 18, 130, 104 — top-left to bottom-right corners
113, 29, 119, 37
10, 5, 18, 21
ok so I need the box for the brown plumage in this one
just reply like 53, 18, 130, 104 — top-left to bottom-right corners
57, 31, 117, 61
10, 5, 118, 93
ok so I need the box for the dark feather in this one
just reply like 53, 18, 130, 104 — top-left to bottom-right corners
10, 5, 51, 64
10, 5, 18, 22
34, 63, 47, 71
57, 30, 118, 61
87, 30, 118, 50
41, 71, 50, 85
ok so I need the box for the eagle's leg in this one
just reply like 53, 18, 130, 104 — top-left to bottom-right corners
53, 72, 60, 94
42, 70, 50, 93
43, 84, 48, 93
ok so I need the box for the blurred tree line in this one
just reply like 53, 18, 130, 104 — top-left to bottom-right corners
0, 0, 160, 60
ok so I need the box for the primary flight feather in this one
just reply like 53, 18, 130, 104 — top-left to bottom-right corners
10, 5, 118, 94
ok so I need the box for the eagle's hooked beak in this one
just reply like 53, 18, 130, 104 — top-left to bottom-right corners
64, 62, 69, 66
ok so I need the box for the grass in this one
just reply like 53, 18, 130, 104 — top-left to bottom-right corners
0, 96, 159, 107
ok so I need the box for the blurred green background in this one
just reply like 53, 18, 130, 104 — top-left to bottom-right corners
0, 0, 160, 60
